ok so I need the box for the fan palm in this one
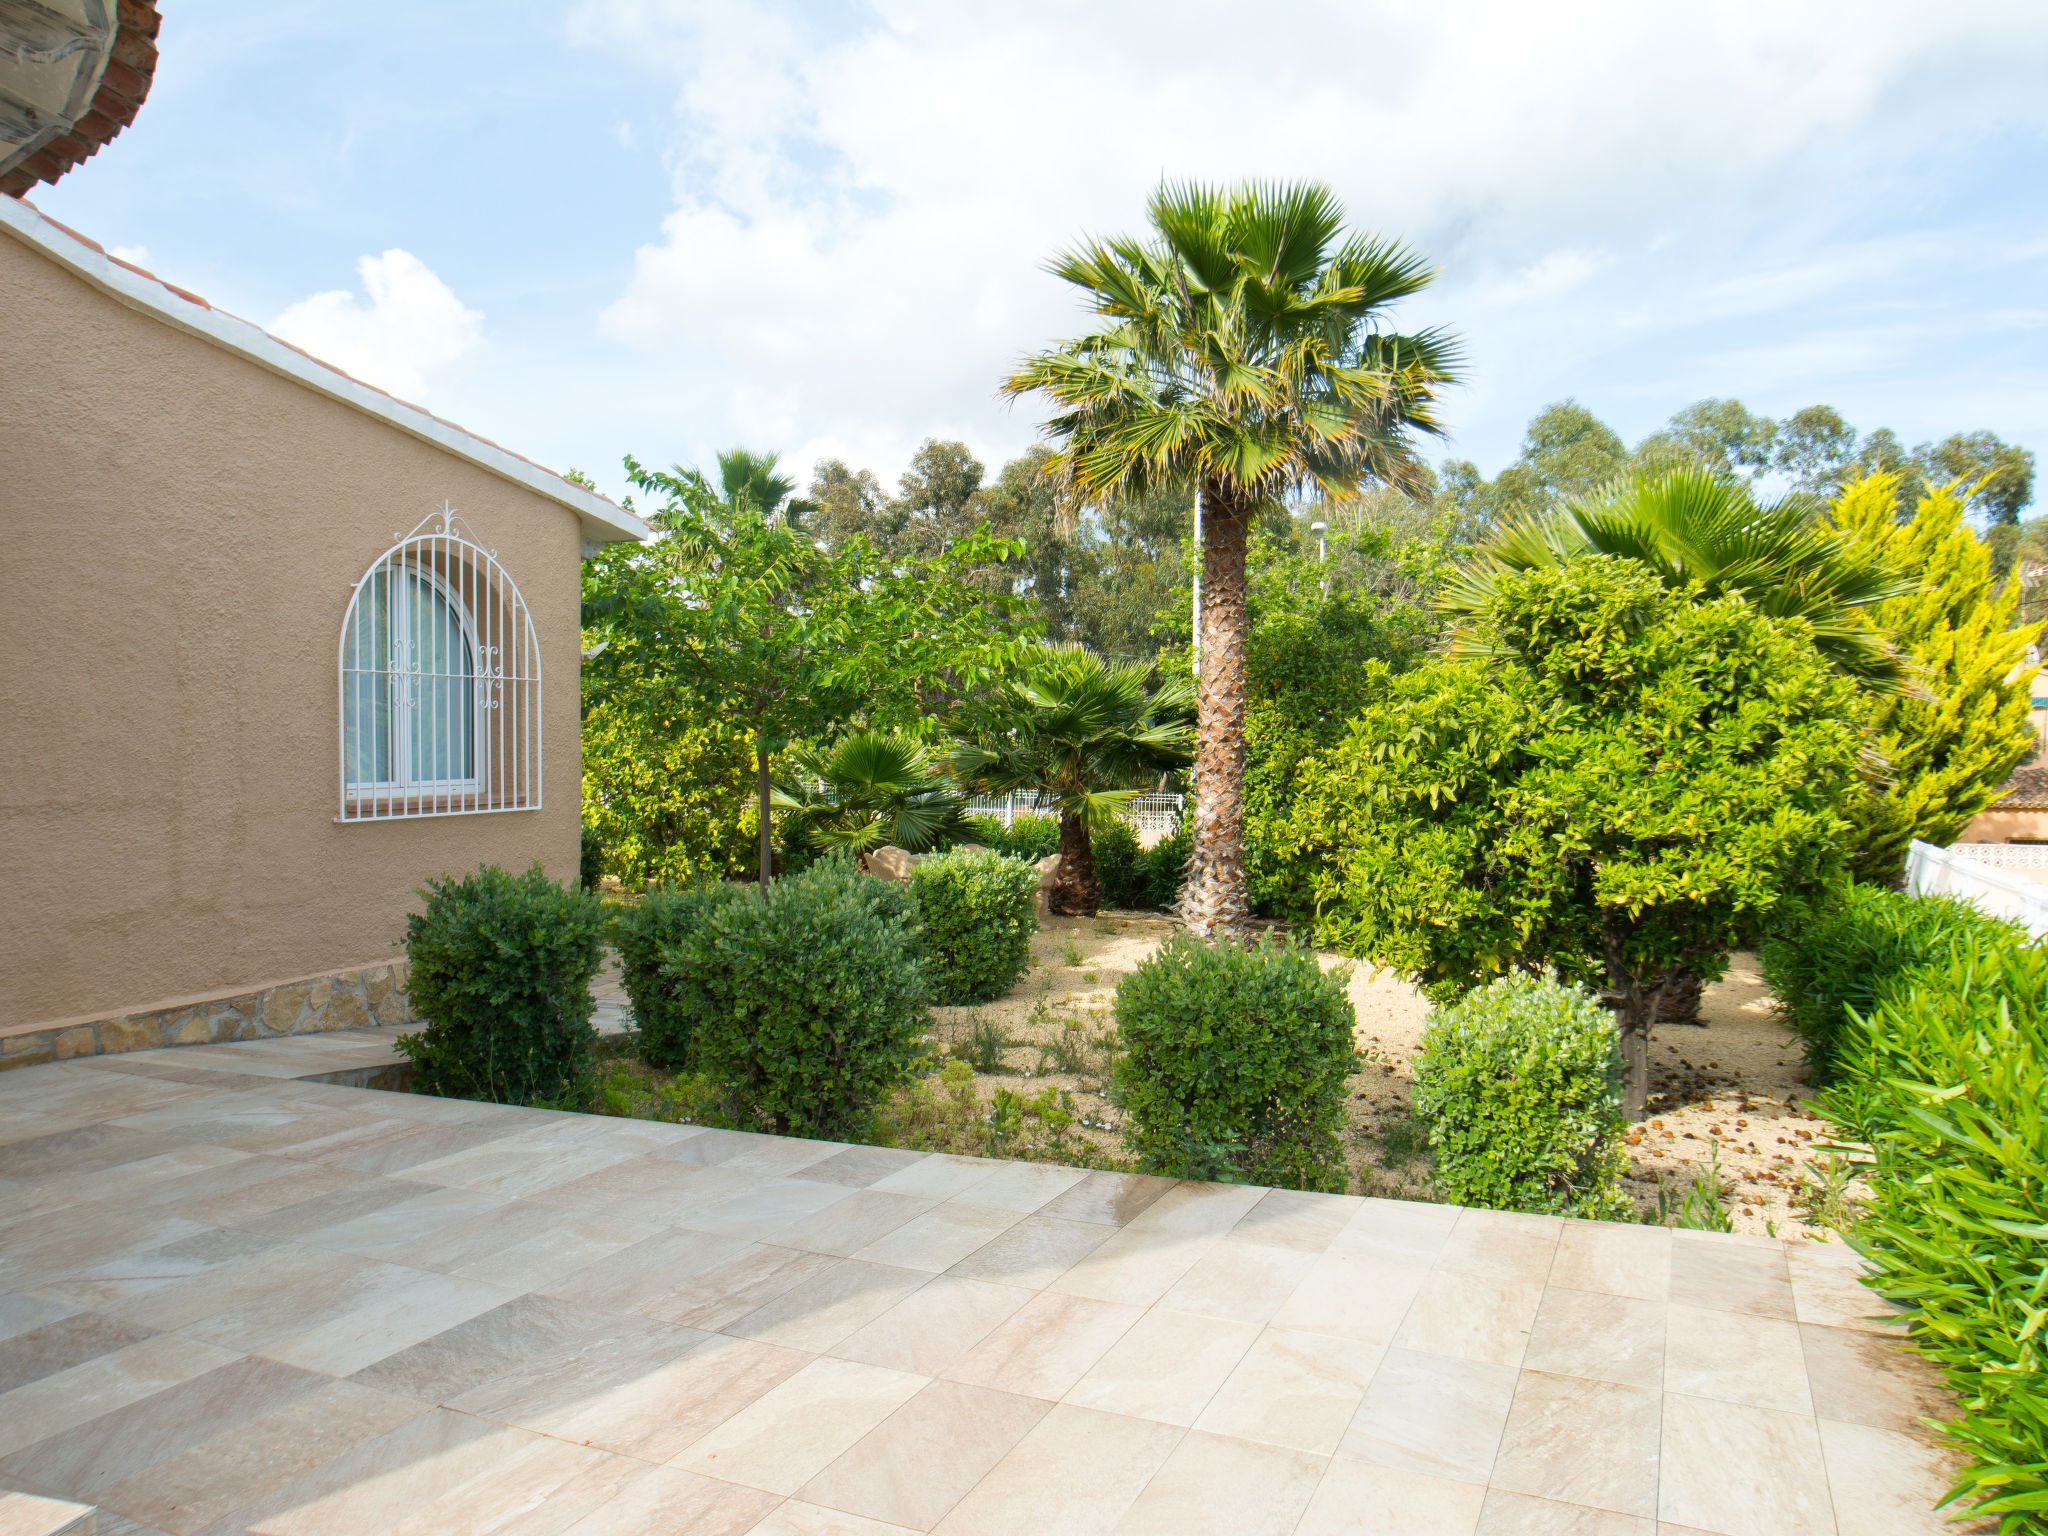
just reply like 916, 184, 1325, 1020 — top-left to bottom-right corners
774, 731, 967, 859
952, 643, 1195, 916
1440, 465, 1917, 689
1003, 181, 1459, 935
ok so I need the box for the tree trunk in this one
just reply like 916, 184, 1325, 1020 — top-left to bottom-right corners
756, 731, 772, 894
1181, 480, 1253, 939
1050, 810, 1100, 916
1657, 971, 1704, 1026
1600, 918, 1674, 1120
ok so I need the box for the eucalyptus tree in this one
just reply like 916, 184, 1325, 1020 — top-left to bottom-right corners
1003, 181, 1459, 936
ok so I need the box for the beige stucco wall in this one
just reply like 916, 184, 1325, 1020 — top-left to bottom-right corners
1959, 807, 2048, 845
0, 232, 584, 1031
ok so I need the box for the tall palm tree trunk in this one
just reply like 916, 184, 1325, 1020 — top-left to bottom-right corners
1182, 482, 1253, 938
1050, 810, 1101, 916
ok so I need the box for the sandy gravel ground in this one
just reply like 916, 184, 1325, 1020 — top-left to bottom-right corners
931, 913, 1862, 1240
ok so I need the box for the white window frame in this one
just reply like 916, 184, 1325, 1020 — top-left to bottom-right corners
338, 506, 542, 821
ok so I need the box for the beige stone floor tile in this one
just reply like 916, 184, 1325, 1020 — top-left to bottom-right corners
926, 1403, 1183, 1536
1192, 1328, 1383, 1456
0, 1296, 78, 1347
381, 1435, 629, 1536
1787, 1241, 1908, 1335
770, 1191, 938, 1259
0, 1491, 97, 1534
727, 1258, 933, 1352
1547, 1222, 1671, 1303
1045, 1225, 1219, 1309
1293, 1456, 1487, 1536
254, 1266, 516, 1377
1392, 1271, 1545, 1368
213, 1108, 404, 1158
1489, 1369, 1660, 1519
852, 1203, 1021, 1274
0, 1206, 216, 1292
1666, 1235, 1795, 1322
799, 1145, 932, 1189
546, 1467, 781, 1536
1336, 1346, 1518, 1485
1114, 1429, 1323, 1536
538, 1227, 757, 1314
866, 1155, 1000, 1203
0, 1355, 325, 1502
0, 1111, 91, 1149
0, 1124, 187, 1183
1522, 1289, 1666, 1391
676, 1356, 928, 1496
182, 1406, 538, 1536
0, 1333, 242, 1460
1157, 1239, 1315, 1325
362, 1197, 613, 1276
746, 1500, 921, 1535
682, 1179, 859, 1241
1225, 1189, 1358, 1253
165, 1165, 372, 1230
1122, 1180, 1265, 1238
524, 1154, 755, 1222
948, 1162, 1088, 1215
1066, 1308, 1260, 1426
217, 1177, 431, 1242
108, 1089, 321, 1139
350, 1291, 683, 1403
391, 1138, 635, 1201
13, 1143, 260, 1216
479, 1452, 661, 1536
1657, 1392, 1833, 1536
943, 1291, 1144, 1401
831, 1276, 1033, 1377
1328, 1198, 1463, 1270
1036, 1171, 1177, 1228
0, 1310, 159, 1393
37, 1226, 277, 1313
797, 1378, 1051, 1530
1476, 1489, 1655, 1534
292, 1183, 513, 1258
1663, 1304, 1809, 1413
447, 1209, 663, 1294
706, 1134, 848, 1180
1435, 1209, 1563, 1286
86, 1378, 429, 1535
944, 1213, 1111, 1289
1270, 1253, 1428, 1345
449, 1328, 785, 1462
285, 1119, 502, 1178
1818, 1417, 1998, 1536
1800, 1323, 1952, 1440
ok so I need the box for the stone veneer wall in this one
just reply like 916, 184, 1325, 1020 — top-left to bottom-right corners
0, 961, 416, 1072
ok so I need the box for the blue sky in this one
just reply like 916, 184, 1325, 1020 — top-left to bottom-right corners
36, 0, 2048, 507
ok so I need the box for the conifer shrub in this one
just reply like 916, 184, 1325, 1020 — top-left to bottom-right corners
1113, 934, 1357, 1191
398, 864, 609, 1107
1412, 973, 1632, 1219
910, 847, 1039, 1004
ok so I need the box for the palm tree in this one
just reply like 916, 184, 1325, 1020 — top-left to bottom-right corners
1440, 465, 1916, 688
952, 643, 1194, 916
1003, 182, 1459, 936
774, 731, 967, 860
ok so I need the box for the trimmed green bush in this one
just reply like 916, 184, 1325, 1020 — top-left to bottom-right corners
657, 860, 930, 1138
580, 822, 604, 892
910, 847, 1040, 1004
961, 812, 1060, 862
1828, 937, 2048, 1526
1113, 934, 1358, 1191
398, 864, 609, 1107
1413, 974, 1631, 1220
1093, 819, 1143, 909
615, 882, 755, 1068
1134, 822, 1191, 911
1759, 886, 2024, 1083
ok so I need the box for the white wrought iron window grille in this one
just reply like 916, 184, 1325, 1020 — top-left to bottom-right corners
338, 505, 541, 820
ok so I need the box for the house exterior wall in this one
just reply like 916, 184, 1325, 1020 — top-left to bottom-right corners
0, 232, 583, 1033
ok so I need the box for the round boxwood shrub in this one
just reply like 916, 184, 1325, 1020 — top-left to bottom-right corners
1092, 819, 1143, 909
1413, 973, 1631, 1219
398, 863, 609, 1107
614, 882, 755, 1068
1134, 821, 1191, 911
910, 846, 1039, 1005
1112, 933, 1358, 1191
658, 860, 930, 1138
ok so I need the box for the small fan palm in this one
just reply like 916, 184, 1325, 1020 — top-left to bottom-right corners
1003, 181, 1458, 935
953, 643, 1195, 916
1440, 465, 1917, 689
774, 731, 967, 859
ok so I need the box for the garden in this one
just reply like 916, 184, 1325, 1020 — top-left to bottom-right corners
398, 183, 2041, 1530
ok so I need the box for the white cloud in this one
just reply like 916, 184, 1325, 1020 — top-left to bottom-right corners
567, 0, 2048, 482
271, 249, 483, 401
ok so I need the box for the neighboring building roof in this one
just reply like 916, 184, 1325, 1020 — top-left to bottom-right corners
0, 0, 161, 197
1991, 764, 2048, 811
0, 194, 652, 546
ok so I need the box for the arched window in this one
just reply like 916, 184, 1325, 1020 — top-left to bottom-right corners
338, 507, 540, 820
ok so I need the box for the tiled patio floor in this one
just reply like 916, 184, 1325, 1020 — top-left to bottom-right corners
0, 1029, 1984, 1536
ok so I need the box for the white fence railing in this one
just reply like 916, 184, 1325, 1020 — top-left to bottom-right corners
1905, 839, 2048, 937
965, 789, 1184, 836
